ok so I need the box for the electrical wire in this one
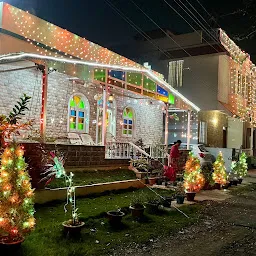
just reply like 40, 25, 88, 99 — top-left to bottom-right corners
128, 0, 191, 57
104, 0, 173, 60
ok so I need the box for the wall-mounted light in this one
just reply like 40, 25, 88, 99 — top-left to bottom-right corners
212, 118, 218, 126
108, 94, 114, 103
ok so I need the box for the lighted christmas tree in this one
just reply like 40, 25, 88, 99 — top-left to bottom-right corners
183, 153, 205, 192
212, 152, 227, 185
232, 153, 248, 179
0, 142, 35, 242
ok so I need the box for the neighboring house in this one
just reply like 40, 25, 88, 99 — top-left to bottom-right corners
115, 28, 256, 151
0, 2, 199, 157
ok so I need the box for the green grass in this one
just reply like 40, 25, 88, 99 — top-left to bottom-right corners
20, 188, 201, 256
46, 169, 136, 189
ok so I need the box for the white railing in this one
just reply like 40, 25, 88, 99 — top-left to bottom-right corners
105, 142, 169, 162
105, 142, 151, 159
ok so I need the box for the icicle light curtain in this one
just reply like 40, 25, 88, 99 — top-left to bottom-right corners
168, 60, 184, 87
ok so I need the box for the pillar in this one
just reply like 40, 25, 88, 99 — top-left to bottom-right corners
40, 65, 48, 142
187, 110, 191, 150
102, 85, 107, 146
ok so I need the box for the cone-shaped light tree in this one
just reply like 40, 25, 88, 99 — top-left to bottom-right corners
183, 153, 205, 192
0, 142, 35, 242
212, 152, 227, 185
232, 152, 248, 179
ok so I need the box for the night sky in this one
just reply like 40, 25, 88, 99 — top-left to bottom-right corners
4, 0, 255, 59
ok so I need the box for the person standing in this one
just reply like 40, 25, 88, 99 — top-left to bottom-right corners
170, 140, 182, 174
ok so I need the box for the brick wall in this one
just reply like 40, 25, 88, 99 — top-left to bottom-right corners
0, 62, 164, 146
23, 142, 129, 188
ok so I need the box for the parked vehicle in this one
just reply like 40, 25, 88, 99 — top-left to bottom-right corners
169, 143, 214, 166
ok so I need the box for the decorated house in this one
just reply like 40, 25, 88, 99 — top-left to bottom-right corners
0, 2, 199, 173
116, 28, 256, 153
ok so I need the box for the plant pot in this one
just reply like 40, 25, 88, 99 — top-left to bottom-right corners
107, 211, 125, 226
156, 178, 163, 185
186, 192, 196, 201
149, 178, 156, 186
233, 180, 238, 186
129, 205, 145, 218
136, 172, 147, 179
162, 197, 172, 208
238, 178, 243, 184
215, 183, 221, 190
176, 195, 185, 204
0, 237, 24, 251
222, 182, 230, 189
62, 221, 85, 235
146, 202, 159, 214
145, 178, 149, 184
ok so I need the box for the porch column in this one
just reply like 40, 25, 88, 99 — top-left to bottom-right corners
102, 85, 107, 146
187, 110, 191, 150
251, 124, 254, 156
40, 65, 48, 142
164, 104, 169, 147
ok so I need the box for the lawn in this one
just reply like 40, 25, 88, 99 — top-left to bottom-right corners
46, 169, 137, 189
20, 188, 201, 256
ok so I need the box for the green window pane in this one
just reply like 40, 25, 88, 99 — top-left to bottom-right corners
127, 72, 142, 86
79, 100, 85, 109
78, 123, 84, 130
128, 111, 133, 118
143, 76, 156, 91
70, 99, 76, 107
70, 123, 76, 129
94, 69, 106, 82
128, 130, 132, 135
123, 130, 127, 134
168, 93, 175, 105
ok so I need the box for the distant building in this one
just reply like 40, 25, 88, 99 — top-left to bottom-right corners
115, 28, 256, 151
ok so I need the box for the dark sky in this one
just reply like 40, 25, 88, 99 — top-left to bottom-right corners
4, 0, 255, 57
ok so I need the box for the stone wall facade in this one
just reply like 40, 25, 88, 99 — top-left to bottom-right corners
199, 110, 228, 148
0, 62, 164, 146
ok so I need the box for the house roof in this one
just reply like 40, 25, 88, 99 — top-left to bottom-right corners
0, 2, 200, 111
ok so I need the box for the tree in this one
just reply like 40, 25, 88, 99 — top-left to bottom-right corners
0, 142, 35, 242
212, 152, 227, 185
232, 152, 248, 179
183, 153, 205, 192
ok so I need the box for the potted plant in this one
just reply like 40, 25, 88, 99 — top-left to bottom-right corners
162, 196, 173, 208
129, 159, 149, 179
107, 208, 125, 226
175, 182, 186, 204
183, 153, 205, 201
145, 195, 161, 214
129, 193, 145, 219
212, 152, 228, 190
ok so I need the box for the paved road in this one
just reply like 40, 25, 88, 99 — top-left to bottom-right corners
115, 176, 256, 256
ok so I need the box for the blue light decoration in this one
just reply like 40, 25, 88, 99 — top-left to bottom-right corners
157, 85, 168, 96
108, 70, 125, 81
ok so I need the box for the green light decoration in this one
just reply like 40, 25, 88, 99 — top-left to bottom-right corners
41, 152, 79, 225
168, 93, 175, 105
212, 152, 227, 185
231, 152, 248, 179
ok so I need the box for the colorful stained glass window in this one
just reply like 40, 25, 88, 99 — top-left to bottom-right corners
123, 107, 134, 137
69, 95, 89, 133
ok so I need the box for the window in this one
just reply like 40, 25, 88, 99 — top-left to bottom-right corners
199, 121, 207, 144
68, 94, 89, 133
122, 107, 134, 137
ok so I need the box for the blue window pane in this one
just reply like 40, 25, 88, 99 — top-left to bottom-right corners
79, 111, 85, 118
128, 120, 133, 124
108, 70, 125, 81
124, 119, 128, 124
70, 110, 76, 116
157, 85, 168, 96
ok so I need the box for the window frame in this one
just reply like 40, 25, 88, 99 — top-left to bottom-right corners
122, 106, 135, 137
67, 93, 90, 133
199, 121, 207, 144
